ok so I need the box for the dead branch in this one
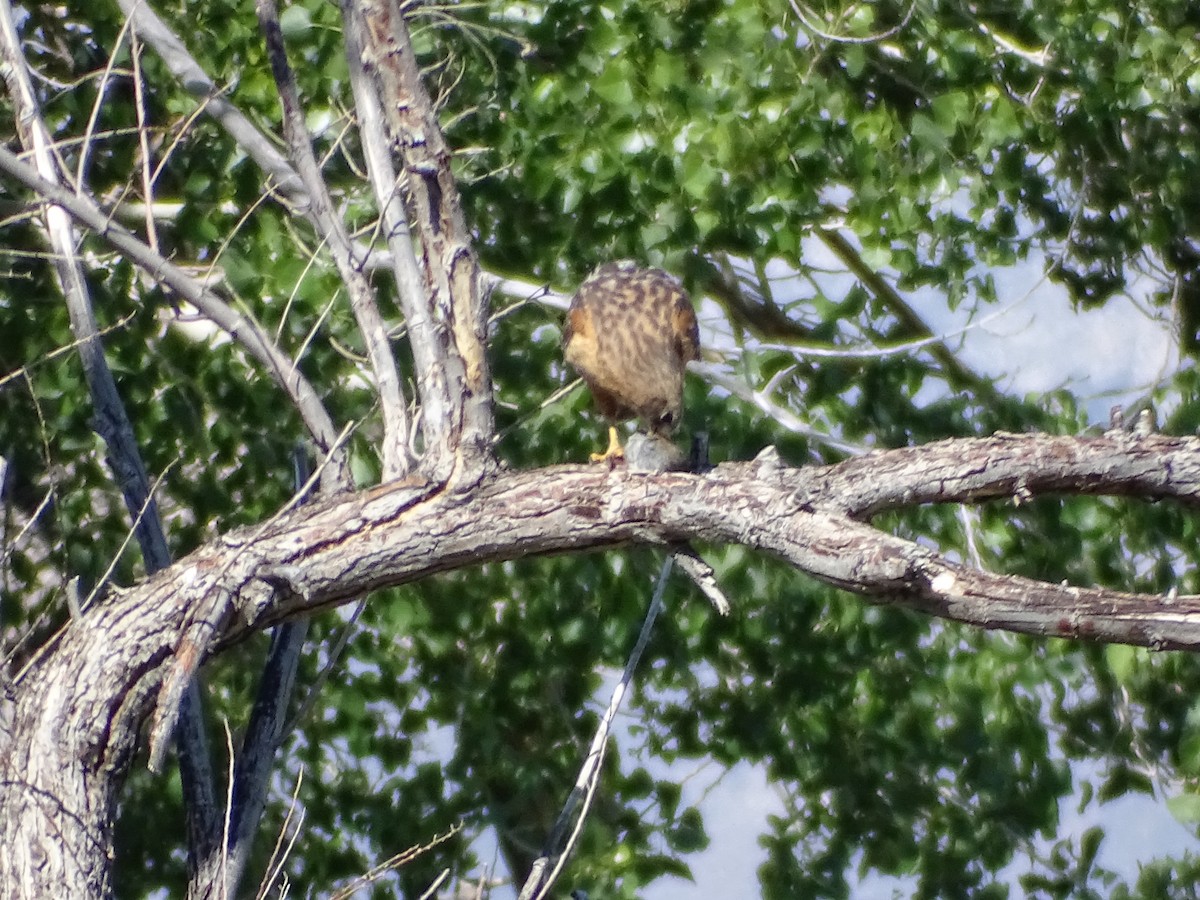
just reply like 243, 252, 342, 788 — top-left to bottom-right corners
256, 0, 412, 480
3, 431, 1198, 895
0, 144, 350, 487
0, 1, 221, 883
354, 0, 494, 480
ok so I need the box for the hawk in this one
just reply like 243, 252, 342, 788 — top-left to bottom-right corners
562, 261, 700, 461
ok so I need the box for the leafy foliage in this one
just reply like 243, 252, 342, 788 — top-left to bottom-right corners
3, 1, 1200, 898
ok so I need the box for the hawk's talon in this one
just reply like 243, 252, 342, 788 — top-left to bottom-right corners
589, 426, 625, 463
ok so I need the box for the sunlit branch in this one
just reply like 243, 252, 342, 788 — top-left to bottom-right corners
256, 0, 412, 480
355, 0, 494, 480
341, 1, 449, 469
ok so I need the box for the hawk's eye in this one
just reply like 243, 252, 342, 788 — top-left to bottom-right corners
658, 411, 676, 428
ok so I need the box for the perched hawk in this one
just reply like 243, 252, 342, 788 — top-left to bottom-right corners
562, 261, 700, 461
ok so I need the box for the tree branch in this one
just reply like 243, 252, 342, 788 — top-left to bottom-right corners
3, 432, 1199, 895
354, 0, 494, 480
790, 429, 1198, 516
120, 0, 418, 478
520, 557, 675, 900
815, 225, 995, 397
0, 144, 350, 488
0, 0, 170, 576
700, 252, 816, 342
341, 3, 444, 463
185, 450, 318, 900
0, 1, 221, 883
115, 0, 308, 203
255, 0, 412, 480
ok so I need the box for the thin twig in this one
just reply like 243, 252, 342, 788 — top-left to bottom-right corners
79, 460, 177, 610
0, 143, 350, 486
117, 0, 307, 201
129, 28, 161, 254
73, 14, 133, 192
220, 720, 237, 900
416, 869, 451, 900
255, 768, 306, 900
815, 225, 994, 396
329, 823, 463, 900
695, 363, 868, 456
788, 0, 917, 44
519, 557, 675, 900
257, 0, 412, 479
282, 598, 367, 737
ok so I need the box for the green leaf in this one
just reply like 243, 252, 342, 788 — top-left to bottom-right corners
1166, 793, 1200, 825
1104, 643, 1138, 684
667, 807, 709, 853
279, 4, 311, 39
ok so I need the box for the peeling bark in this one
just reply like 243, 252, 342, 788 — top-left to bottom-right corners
2, 432, 1199, 896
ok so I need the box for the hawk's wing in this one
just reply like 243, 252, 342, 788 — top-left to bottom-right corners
671, 292, 700, 365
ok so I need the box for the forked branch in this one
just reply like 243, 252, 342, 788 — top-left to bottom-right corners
256, 0, 412, 479
352, 0, 494, 479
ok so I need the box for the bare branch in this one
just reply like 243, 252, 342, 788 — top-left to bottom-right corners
355, 0, 494, 480
328, 823, 463, 900
115, 0, 308, 202
670, 547, 731, 615
0, 0, 170, 574
5, 432, 1200, 893
788, 0, 918, 44
119, 0, 482, 479
188, 449, 316, 900
795, 430, 1196, 516
0, 0, 222, 878
216, 432, 1200, 647
254, 768, 305, 900
487, 273, 568, 310
696, 363, 868, 456
0, 144, 350, 487
520, 557, 674, 900
341, 5, 449, 462
701, 252, 816, 342
256, 0, 413, 480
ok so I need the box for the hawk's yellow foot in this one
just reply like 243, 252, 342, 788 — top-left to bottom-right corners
589, 426, 625, 463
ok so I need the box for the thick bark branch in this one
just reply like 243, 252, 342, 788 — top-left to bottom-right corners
795, 430, 1200, 515
2, 432, 1199, 896
185, 453, 317, 900
341, 2, 444, 464
0, 2, 220, 886
355, 0, 494, 479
